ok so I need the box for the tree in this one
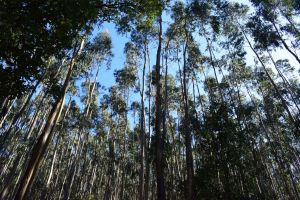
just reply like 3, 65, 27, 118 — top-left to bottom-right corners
1, 0, 300, 199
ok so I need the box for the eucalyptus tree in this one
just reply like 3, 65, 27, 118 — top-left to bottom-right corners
249, 0, 300, 64
215, 1, 300, 199
114, 41, 139, 199
15, 31, 113, 199
130, 20, 157, 200
169, 3, 196, 198
150, 1, 168, 198
0, 0, 163, 100
2, 0, 300, 199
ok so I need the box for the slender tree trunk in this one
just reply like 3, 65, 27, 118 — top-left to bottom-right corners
0, 98, 15, 128
42, 97, 72, 198
14, 38, 85, 200
144, 43, 152, 200
154, 15, 166, 200
271, 21, 300, 64
267, 50, 300, 114
241, 29, 300, 135
139, 42, 147, 200
182, 38, 194, 200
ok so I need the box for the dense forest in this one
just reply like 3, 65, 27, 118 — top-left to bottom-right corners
0, 0, 300, 199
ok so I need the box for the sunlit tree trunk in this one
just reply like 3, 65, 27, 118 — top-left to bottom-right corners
14, 38, 85, 200
139, 42, 147, 200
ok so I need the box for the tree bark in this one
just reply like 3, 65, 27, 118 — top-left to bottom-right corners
182, 38, 194, 200
139, 42, 147, 200
14, 38, 85, 200
154, 15, 166, 200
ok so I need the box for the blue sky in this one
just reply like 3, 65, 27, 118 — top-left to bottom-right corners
93, 22, 128, 88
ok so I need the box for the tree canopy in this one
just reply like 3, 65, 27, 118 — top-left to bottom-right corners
1, 0, 300, 199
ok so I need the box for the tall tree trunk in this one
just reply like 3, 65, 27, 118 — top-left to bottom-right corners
139, 42, 147, 200
154, 15, 166, 200
43, 96, 72, 198
14, 38, 85, 200
181, 37, 194, 200
144, 43, 152, 200
271, 21, 300, 64
0, 98, 15, 128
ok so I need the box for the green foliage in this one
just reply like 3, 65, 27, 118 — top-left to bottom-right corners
1, 0, 300, 200
246, 16, 280, 49
0, 0, 100, 98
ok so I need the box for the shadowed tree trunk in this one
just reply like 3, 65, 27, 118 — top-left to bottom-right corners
154, 15, 166, 200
